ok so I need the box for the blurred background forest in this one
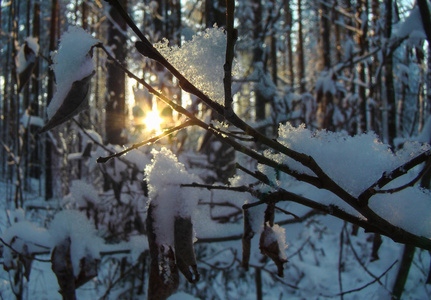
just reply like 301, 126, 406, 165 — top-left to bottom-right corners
1, 0, 431, 299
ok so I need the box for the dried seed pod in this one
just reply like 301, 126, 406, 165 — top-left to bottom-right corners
174, 216, 199, 283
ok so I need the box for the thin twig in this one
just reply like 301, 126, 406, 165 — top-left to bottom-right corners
335, 260, 398, 297
343, 226, 390, 291
0, 237, 51, 263
373, 159, 431, 195
358, 151, 431, 206
97, 119, 195, 163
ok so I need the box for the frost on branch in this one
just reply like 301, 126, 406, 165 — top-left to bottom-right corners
154, 26, 239, 105
260, 123, 431, 238
40, 26, 99, 132
145, 148, 201, 297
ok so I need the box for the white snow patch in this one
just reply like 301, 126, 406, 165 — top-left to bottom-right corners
48, 26, 99, 119
49, 210, 103, 276
145, 148, 201, 246
265, 123, 429, 197
20, 110, 44, 127
154, 26, 238, 105
394, 6, 427, 41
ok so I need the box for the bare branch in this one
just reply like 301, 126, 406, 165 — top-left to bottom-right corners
97, 120, 196, 163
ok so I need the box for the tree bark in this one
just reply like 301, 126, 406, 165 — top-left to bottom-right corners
105, 0, 127, 145
384, 0, 396, 146
45, 0, 58, 200
285, 0, 294, 88
297, 0, 306, 94
357, 0, 368, 133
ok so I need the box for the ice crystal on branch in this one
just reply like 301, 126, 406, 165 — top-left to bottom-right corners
154, 26, 238, 105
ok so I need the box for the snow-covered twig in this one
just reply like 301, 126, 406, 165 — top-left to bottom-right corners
358, 150, 431, 206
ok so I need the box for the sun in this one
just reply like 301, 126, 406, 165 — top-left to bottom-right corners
142, 110, 164, 133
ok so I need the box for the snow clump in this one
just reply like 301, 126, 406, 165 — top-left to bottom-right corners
49, 210, 103, 276
145, 147, 201, 246
154, 26, 238, 105
48, 26, 100, 119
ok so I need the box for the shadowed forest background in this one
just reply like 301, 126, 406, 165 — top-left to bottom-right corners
1, 0, 431, 299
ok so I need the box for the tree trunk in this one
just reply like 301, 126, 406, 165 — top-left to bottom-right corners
357, 0, 368, 133
45, 0, 59, 200
252, 0, 267, 122
105, 0, 127, 145
384, 0, 396, 146
297, 0, 306, 94
368, 0, 381, 133
418, 0, 431, 126
285, 0, 294, 88
316, 2, 333, 130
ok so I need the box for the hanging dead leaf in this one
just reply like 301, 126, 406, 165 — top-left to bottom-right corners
17, 41, 38, 92
370, 233, 382, 262
174, 216, 199, 283
40, 70, 95, 133
147, 203, 179, 300
259, 225, 287, 277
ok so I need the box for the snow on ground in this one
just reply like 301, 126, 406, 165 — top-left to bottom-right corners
0, 159, 430, 299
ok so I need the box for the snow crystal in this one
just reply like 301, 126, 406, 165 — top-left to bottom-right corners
49, 210, 103, 276
154, 26, 238, 105
48, 26, 100, 119
145, 148, 201, 246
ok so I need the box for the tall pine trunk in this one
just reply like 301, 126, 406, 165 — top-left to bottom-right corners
384, 0, 396, 146
105, 0, 127, 145
45, 0, 59, 200
297, 0, 305, 94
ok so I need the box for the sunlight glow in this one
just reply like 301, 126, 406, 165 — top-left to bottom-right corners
142, 110, 164, 133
